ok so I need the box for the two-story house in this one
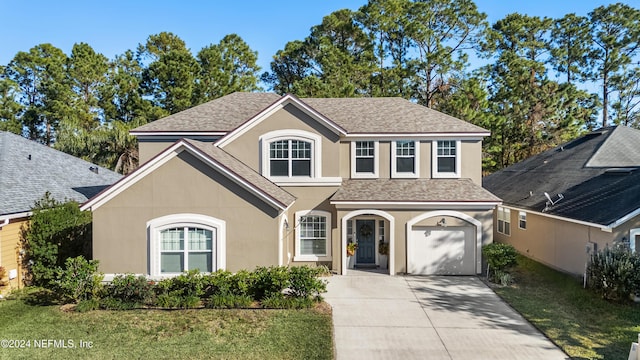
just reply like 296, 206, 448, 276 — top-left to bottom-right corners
81, 92, 500, 278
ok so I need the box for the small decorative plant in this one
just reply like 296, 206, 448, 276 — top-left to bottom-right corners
378, 242, 389, 256
346, 242, 358, 257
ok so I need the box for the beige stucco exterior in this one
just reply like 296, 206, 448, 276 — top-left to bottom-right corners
0, 217, 27, 294
494, 207, 640, 276
335, 208, 494, 275
92, 150, 281, 275
91, 98, 497, 277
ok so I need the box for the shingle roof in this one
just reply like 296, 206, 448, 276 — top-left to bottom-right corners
133, 92, 281, 132
483, 126, 640, 225
183, 139, 296, 208
331, 178, 501, 203
131, 92, 488, 134
0, 131, 122, 216
302, 97, 488, 134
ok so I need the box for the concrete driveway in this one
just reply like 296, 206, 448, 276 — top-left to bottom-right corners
325, 271, 569, 360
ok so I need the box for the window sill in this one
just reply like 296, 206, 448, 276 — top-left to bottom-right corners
352, 172, 379, 179
432, 172, 461, 179
272, 177, 342, 186
293, 255, 332, 262
391, 173, 419, 179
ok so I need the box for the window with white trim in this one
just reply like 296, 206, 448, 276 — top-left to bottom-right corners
295, 210, 331, 261
518, 211, 527, 230
351, 141, 379, 178
260, 130, 322, 181
147, 214, 226, 277
432, 140, 461, 178
497, 207, 511, 236
269, 139, 311, 177
160, 227, 214, 273
391, 140, 419, 178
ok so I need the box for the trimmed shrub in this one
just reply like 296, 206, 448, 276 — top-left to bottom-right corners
206, 294, 253, 309
288, 266, 327, 299
482, 242, 518, 279
76, 298, 100, 312
261, 293, 314, 309
21, 193, 92, 287
54, 256, 103, 303
587, 246, 640, 301
106, 274, 155, 305
251, 266, 290, 300
100, 297, 139, 310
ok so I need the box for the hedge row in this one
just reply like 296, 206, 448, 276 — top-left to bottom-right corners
55, 257, 328, 311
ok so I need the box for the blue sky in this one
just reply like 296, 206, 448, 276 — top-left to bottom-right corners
1, 0, 637, 72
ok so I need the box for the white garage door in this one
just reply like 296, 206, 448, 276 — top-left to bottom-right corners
409, 226, 475, 275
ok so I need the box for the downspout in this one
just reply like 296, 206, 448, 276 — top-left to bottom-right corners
0, 218, 8, 228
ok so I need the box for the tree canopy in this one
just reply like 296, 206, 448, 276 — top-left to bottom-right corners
1, 1, 639, 174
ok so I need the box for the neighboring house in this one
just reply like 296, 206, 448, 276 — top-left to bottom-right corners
484, 126, 640, 276
81, 92, 500, 278
0, 131, 121, 293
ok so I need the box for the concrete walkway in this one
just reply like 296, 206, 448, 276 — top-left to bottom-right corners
325, 270, 569, 360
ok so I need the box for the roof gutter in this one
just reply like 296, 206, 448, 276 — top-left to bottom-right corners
499, 204, 613, 232
606, 207, 640, 229
0, 211, 32, 228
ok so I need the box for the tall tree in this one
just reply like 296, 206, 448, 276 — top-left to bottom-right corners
195, 34, 261, 102
359, 0, 413, 97
0, 69, 23, 134
550, 13, 591, 84
5, 44, 70, 145
588, 3, 640, 127
610, 67, 640, 128
262, 40, 311, 94
139, 32, 200, 114
482, 13, 597, 170
407, 0, 488, 107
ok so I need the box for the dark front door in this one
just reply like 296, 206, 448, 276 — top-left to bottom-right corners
356, 219, 375, 264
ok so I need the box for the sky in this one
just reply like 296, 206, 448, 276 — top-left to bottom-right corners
1, 0, 639, 73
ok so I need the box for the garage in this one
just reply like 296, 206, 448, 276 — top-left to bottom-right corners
409, 226, 476, 275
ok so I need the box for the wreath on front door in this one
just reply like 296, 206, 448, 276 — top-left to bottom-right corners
359, 223, 373, 237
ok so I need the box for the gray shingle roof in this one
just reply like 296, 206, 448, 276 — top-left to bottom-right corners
183, 139, 296, 208
133, 92, 281, 132
0, 131, 122, 215
331, 178, 501, 203
302, 97, 488, 134
483, 126, 640, 225
131, 92, 488, 134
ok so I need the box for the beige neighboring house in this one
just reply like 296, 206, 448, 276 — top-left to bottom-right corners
81, 92, 500, 278
0, 132, 121, 294
484, 126, 640, 276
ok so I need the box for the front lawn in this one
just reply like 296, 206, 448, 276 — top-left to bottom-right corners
493, 255, 640, 359
0, 298, 333, 360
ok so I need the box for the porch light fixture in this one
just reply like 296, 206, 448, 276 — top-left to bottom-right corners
284, 219, 290, 230
437, 218, 447, 227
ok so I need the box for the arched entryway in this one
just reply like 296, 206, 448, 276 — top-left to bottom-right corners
341, 210, 395, 275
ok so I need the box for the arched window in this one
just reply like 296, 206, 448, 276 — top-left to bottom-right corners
260, 130, 322, 180
148, 214, 226, 277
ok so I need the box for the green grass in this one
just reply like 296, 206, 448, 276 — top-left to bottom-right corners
493, 255, 640, 360
0, 297, 333, 360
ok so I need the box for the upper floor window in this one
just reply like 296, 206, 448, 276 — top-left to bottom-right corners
351, 141, 379, 178
432, 140, 461, 178
260, 130, 322, 181
391, 140, 419, 178
270, 139, 311, 177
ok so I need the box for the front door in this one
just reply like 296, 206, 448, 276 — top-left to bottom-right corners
356, 219, 375, 264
